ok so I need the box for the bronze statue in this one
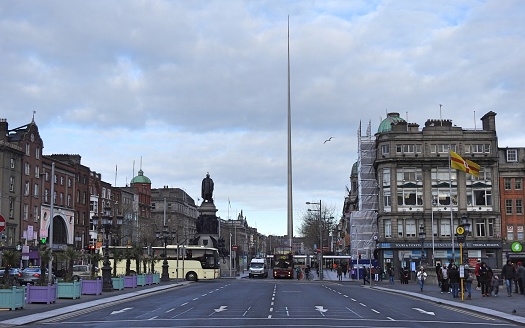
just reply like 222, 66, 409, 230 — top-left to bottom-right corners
201, 173, 214, 202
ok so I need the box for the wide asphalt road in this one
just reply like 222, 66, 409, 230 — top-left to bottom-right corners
27, 278, 519, 327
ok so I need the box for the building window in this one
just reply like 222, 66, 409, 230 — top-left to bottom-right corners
507, 225, 514, 241
24, 163, 30, 175
44, 189, 49, 202
34, 165, 40, 178
430, 144, 456, 153
383, 192, 391, 207
476, 219, 486, 237
9, 197, 15, 218
440, 220, 451, 237
384, 219, 392, 238
24, 182, 30, 196
10, 158, 15, 169
466, 144, 490, 154
34, 184, 38, 197
9, 176, 15, 191
488, 218, 495, 237
504, 178, 512, 190
397, 220, 404, 238
35, 146, 40, 159
23, 204, 29, 221
516, 178, 522, 190
517, 199, 523, 215
25, 143, 30, 156
34, 206, 39, 222
506, 199, 513, 214
518, 226, 524, 241
381, 144, 389, 155
406, 219, 416, 237
506, 149, 518, 162
67, 194, 71, 207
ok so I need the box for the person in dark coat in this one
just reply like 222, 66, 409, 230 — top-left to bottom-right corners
478, 261, 491, 297
448, 264, 461, 298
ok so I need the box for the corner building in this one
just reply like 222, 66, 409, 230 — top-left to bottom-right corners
374, 111, 501, 271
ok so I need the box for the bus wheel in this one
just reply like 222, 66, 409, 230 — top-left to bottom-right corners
186, 271, 198, 281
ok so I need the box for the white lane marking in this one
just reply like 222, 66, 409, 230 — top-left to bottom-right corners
192, 298, 199, 301
180, 302, 188, 306
214, 306, 227, 313
171, 307, 193, 318
371, 309, 380, 314
243, 306, 251, 316
346, 307, 363, 318
110, 307, 132, 315
286, 306, 289, 316
387, 316, 395, 321
412, 307, 436, 316
148, 316, 157, 320
359, 303, 367, 307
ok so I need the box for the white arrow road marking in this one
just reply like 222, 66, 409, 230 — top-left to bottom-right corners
315, 306, 328, 316
111, 307, 133, 315
214, 306, 228, 313
412, 307, 435, 316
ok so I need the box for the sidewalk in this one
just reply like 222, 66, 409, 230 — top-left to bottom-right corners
319, 268, 525, 325
0, 280, 191, 327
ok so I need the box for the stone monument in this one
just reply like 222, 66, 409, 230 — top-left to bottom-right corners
191, 173, 228, 259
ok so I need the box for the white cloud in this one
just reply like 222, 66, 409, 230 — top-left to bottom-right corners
1, 0, 524, 236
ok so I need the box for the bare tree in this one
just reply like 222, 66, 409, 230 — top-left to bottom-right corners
299, 204, 337, 253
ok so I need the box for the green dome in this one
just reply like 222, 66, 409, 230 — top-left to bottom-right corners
351, 162, 358, 176
131, 169, 151, 184
378, 112, 406, 133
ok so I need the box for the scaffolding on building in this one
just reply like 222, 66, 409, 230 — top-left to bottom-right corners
350, 120, 378, 260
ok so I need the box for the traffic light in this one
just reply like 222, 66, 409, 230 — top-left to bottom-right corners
358, 254, 361, 260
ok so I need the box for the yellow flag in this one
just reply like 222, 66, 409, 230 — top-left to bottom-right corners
450, 151, 480, 177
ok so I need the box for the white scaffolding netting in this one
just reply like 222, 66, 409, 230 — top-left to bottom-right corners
350, 121, 379, 259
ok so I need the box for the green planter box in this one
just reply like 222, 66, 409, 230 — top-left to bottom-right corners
112, 277, 124, 290
57, 281, 81, 299
0, 286, 25, 310
152, 273, 160, 284
81, 279, 102, 295
137, 274, 146, 286
26, 284, 57, 304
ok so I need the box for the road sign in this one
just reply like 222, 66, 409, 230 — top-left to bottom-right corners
0, 215, 5, 233
511, 241, 523, 252
232, 245, 238, 251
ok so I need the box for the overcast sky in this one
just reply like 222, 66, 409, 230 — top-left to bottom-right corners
2, 1, 524, 237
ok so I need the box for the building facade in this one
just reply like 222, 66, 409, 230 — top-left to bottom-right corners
353, 111, 502, 272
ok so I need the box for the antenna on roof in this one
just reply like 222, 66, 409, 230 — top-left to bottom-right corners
474, 110, 477, 130
439, 104, 443, 125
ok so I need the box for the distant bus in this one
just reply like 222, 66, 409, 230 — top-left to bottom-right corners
273, 253, 294, 279
110, 245, 220, 281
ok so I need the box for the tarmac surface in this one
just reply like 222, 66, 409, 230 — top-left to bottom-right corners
1, 271, 525, 326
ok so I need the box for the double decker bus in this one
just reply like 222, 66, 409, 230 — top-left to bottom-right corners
272, 253, 294, 279
110, 245, 220, 281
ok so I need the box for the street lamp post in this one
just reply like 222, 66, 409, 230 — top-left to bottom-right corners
457, 214, 470, 301
156, 225, 176, 282
306, 200, 322, 281
92, 214, 123, 292
419, 225, 426, 267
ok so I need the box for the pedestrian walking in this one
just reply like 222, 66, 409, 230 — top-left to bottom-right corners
474, 260, 481, 290
363, 267, 370, 285
295, 266, 302, 280
440, 264, 449, 294
464, 265, 474, 300
491, 273, 501, 297
337, 264, 343, 281
516, 262, 525, 295
342, 262, 348, 278
478, 262, 491, 297
502, 259, 516, 297
388, 266, 395, 285
448, 264, 460, 298
416, 266, 427, 291
402, 267, 410, 284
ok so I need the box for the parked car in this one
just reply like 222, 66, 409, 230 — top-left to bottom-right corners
17, 267, 55, 285
72, 264, 93, 281
0, 267, 20, 281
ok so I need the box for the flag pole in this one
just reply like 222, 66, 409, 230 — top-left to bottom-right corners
449, 149, 455, 264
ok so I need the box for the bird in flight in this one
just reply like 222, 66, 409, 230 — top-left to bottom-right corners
324, 137, 333, 144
